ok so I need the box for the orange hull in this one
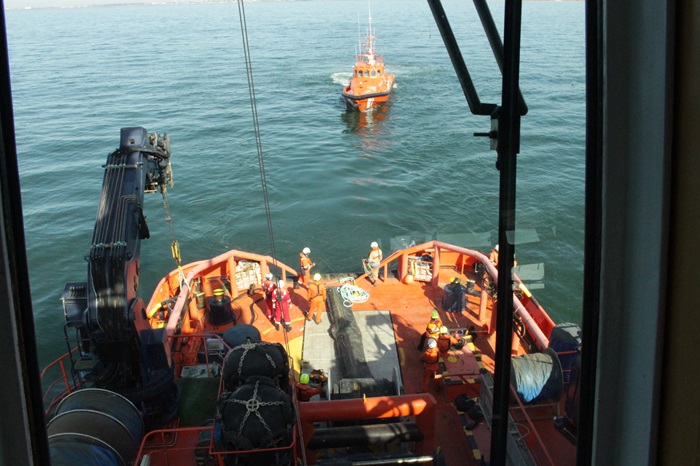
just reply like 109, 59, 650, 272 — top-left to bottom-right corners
342, 73, 394, 111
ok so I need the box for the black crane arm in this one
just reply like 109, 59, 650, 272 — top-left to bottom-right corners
85, 127, 172, 350
60, 127, 180, 428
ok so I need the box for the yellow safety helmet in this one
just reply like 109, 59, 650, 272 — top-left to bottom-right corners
300, 373, 310, 384
440, 326, 449, 334
431, 310, 439, 320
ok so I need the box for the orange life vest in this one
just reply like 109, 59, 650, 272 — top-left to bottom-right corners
420, 347, 440, 371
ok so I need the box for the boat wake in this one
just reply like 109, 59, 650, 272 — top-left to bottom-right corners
331, 71, 352, 87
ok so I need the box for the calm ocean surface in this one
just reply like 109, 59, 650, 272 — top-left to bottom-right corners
5, 0, 585, 367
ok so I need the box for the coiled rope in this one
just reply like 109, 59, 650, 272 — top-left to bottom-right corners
338, 277, 370, 307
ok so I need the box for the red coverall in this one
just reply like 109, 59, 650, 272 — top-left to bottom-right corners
420, 346, 440, 392
272, 287, 292, 327
296, 382, 323, 402
262, 279, 276, 320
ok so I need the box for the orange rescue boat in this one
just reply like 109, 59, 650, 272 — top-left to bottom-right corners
341, 12, 395, 112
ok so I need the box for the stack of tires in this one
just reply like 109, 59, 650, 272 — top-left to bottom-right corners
222, 341, 289, 391
218, 342, 294, 466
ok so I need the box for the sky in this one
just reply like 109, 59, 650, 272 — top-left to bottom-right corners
3, 0, 213, 9
4, 0, 142, 8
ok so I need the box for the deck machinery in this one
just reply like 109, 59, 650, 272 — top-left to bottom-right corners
60, 127, 179, 429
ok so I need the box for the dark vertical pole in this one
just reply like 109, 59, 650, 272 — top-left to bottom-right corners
490, 0, 523, 464
0, 2, 51, 464
578, 0, 602, 463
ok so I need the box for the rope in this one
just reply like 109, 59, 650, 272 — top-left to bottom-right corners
160, 185, 189, 291
339, 281, 370, 307
234, 5, 299, 458
236, 0, 278, 268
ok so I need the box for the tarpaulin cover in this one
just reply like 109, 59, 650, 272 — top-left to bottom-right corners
442, 282, 467, 313
548, 322, 582, 383
510, 348, 563, 403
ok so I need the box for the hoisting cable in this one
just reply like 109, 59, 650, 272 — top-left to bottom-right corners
160, 184, 189, 290
235, 3, 302, 463
236, 0, 279, 269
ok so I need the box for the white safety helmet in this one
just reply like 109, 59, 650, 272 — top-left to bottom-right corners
371, 241, 378, 248
278, 280, 285, 288
303, 247, 311, 254
313, 273, 321, 281
427, 338, 437, 349
265, 273, 273, 280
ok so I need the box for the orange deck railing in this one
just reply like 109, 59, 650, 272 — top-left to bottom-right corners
40, 347, 81, 415
135, 424, 298, 466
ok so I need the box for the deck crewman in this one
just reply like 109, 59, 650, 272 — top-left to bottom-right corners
298, 247, 314, 289
420, 338, 441, 392
437, 326, 460, 358
262, 273, 277, 323
307, 273, 327, 324
273, 280, 293, 332
417, 310, 442, 350
490, 244, 499, 267
296, 373, 324, 402
366, 241, 383, 284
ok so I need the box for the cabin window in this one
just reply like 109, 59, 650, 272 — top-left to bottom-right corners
371, 69, 377, 77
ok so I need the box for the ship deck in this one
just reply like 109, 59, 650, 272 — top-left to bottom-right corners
43, 244, 577, 466
182, 266, 576, 465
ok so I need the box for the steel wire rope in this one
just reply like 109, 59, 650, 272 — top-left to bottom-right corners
235, 3, 299, 462
236, 0, 278, 269
160, 186, 188, 289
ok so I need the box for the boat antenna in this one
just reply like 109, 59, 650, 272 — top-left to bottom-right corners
357, 13, 361, 56
367, 0, 374, 54
236, 0, 279, 266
